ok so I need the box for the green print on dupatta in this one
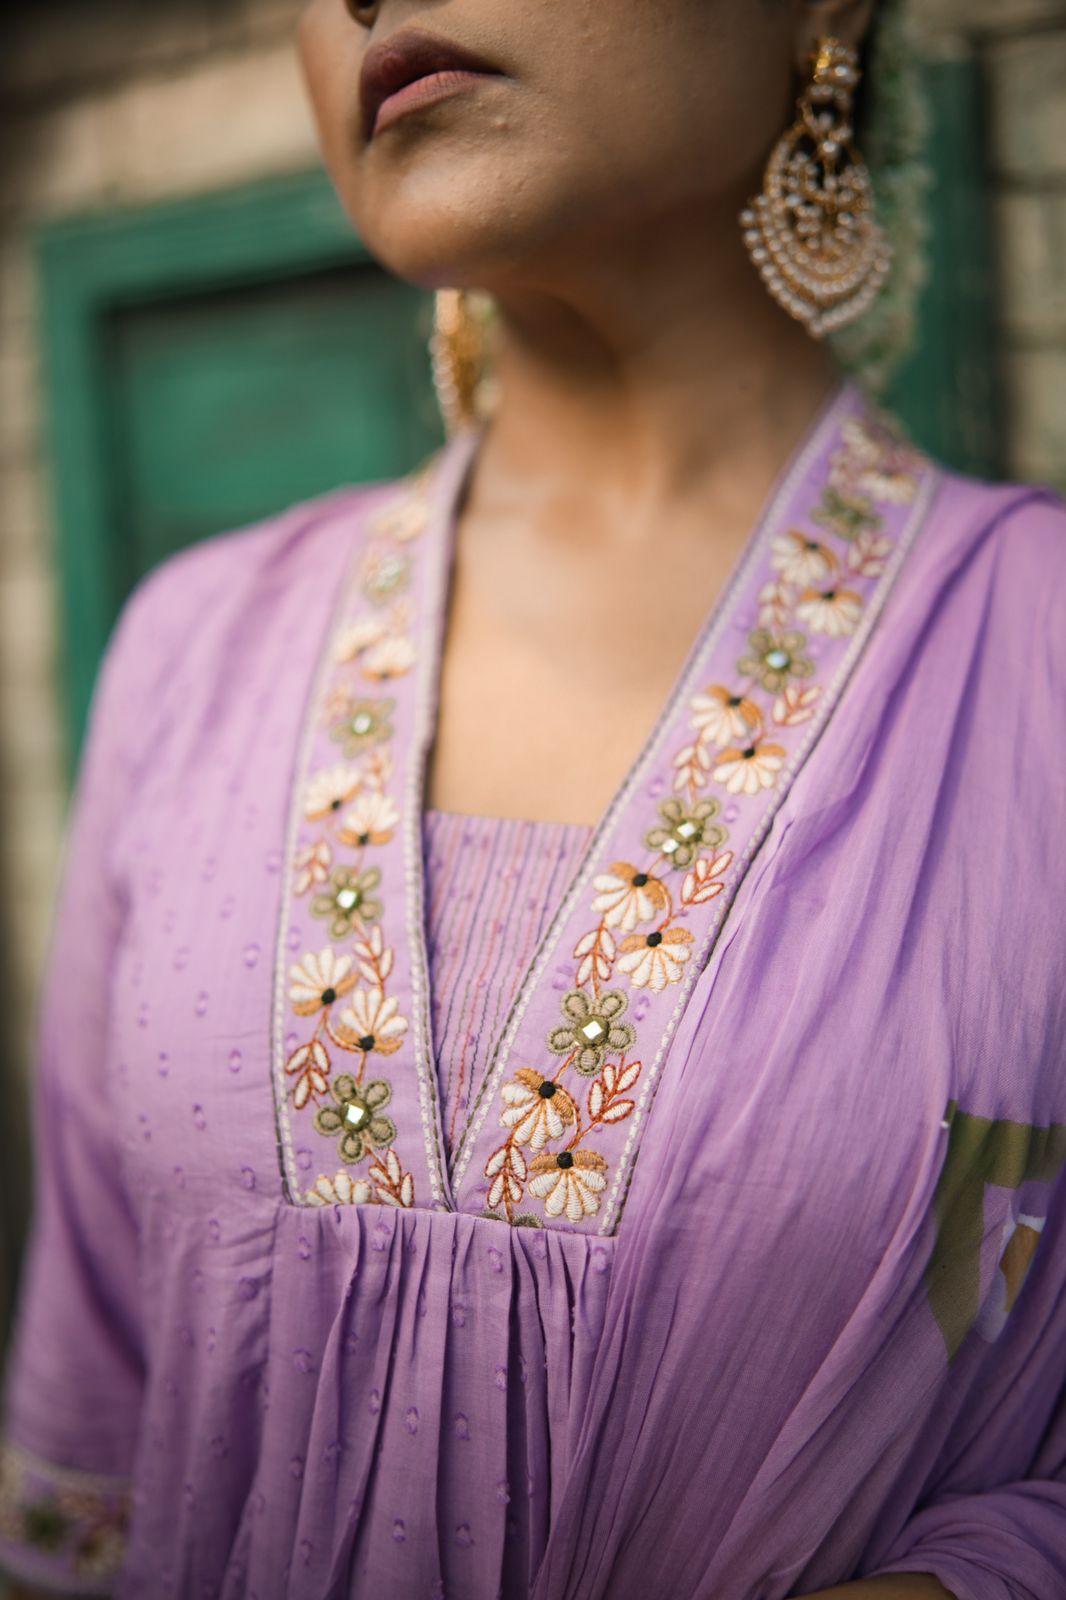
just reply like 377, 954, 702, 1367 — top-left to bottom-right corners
928, 1100, 1066, 1361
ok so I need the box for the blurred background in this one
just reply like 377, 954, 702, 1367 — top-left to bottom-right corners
0, 0, 1063, 1360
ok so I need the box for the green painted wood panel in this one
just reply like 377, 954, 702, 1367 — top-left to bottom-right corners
106, 263, 440, 580
889, 56, 1002, 477
36, 172, 444, 770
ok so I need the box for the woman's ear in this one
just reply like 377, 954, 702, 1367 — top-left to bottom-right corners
793, 0, 878, 72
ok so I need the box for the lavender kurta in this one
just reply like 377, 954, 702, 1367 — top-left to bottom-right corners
2, 381, 1066, 1600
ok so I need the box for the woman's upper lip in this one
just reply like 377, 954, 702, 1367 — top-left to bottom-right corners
359, 27, 504, 139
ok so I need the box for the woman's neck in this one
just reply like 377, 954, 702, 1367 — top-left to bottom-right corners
473, 210, 842, 539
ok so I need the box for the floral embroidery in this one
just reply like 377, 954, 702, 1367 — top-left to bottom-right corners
0, 1444, 130, 1583
501, 1069, 578, 1149
314, 1073, 397, 1163
478, 406, 926, 1230
528, 1149, 609, 1221
736, 629, 815, 693
712, 736, 788, 796
646, 797, 727, 867
690, 685, 762, 747
274, 468, 445, 1208
771, 530, 840, 587
616, 927, 695, 991
307, 1148, 416, 1209
547, 989, 636, 1076
310, 864, 383, 939
795, 585, 863, 637
329, 696, 395, 758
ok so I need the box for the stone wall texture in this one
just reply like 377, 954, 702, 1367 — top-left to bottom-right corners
0, 0, 1062, 1108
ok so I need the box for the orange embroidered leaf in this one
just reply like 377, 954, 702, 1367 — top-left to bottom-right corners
772, 684, 821, 727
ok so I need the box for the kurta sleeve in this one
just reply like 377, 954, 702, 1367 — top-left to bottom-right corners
0, 573, 164, 1595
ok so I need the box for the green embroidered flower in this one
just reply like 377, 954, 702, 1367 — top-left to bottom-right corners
23, 1499, 69, 1551
645, 797, 727, 870
812, 485, 881, 541
314, 1074, 396, 1164
311, 865, 383, 939
329, 697, 395, 759
548, 988, 636, 1077
362, 549, 411, 604
736, 628, 815, 694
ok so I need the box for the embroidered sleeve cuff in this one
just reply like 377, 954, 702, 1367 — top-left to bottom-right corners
0, 1440, 130, 1596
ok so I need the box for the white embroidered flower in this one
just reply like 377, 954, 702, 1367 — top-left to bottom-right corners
712, 737, 786, 796
834, 418, 919, 505
337, 790, 399, 848
363, 636, 417, 680
847, 529, 894, 578
770, 530, 840, 588
304, 762, 363, 822
336, 987, 408, 1056
335, 616, 388, 664
690, 685, 763, 747
294, 838, 332, 895
795, 586, 863, 638
528, 1150, 608, 1221
616, 927, 694, 991
372, 490, 430, 544
289, 949, 357, 1016
591, 862, 670, 932
500, 1069, 577, 1150
307, 1172, 373, 1207
285, 1039, 330, 1110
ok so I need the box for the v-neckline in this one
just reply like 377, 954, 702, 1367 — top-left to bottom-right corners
411, 377, 854, 1202
273, 376, 937, 1225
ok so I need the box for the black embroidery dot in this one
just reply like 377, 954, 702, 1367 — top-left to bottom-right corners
358, 1035, 376, 1051
331, 799, 342, 811
806, 540, 820, 552
824, 589, 837, 601
632, 873, 648, 888
556, 1152, 574, 1170
727, 695, 744, 707
647, 931, 663, 948
538, 1081, 557, 1100
321, 988, 337, 1006
358, 833, 370, 846
742, 746, 757, 760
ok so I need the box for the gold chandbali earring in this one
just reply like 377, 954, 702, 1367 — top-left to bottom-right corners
430, 288, 497, 436
741, 38, 892, 338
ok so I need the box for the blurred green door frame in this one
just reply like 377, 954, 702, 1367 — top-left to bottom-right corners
35, 169, 444, 775
36, 59, 996, 773
888, 56, 1001, 478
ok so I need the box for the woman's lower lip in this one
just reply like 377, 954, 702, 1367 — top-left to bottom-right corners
371, 69, 499, 137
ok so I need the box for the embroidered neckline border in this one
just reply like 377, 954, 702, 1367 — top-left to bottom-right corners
271, 386, 938, 1230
